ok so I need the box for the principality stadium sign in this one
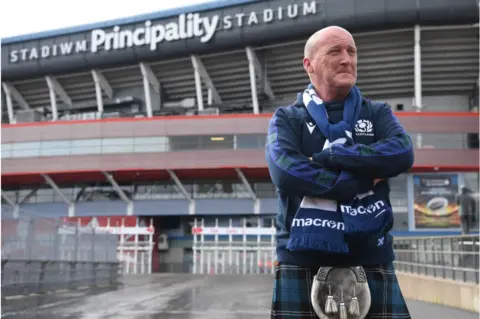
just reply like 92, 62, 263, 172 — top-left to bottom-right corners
9, 1, 319, 63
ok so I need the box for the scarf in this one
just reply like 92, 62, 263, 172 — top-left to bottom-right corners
286, 84, 393, 254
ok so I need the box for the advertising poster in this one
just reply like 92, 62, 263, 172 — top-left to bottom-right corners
413, 174, 461, 229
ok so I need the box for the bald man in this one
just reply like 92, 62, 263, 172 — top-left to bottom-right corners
266, 26, 414, 318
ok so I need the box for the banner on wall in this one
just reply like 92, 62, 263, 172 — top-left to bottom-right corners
412, 174, 461, 229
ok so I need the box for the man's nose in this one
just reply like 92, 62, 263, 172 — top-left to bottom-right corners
339, 51, 352, 65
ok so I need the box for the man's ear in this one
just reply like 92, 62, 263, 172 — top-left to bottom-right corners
303, 57, 313, 73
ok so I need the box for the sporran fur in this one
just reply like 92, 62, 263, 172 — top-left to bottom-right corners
311, 267, 371, 319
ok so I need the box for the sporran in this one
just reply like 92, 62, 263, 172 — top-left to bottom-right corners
310, 266, 371, 319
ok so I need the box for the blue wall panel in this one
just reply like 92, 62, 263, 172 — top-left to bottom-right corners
21, 203, 69, 217
196, 199, 253, 215
134, 200, 189, 216
75, 201, 127, 216
2, 204, 16, 218
8, 198, 279, 218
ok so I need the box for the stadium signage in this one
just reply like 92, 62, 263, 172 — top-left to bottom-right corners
9, 1, 318, 63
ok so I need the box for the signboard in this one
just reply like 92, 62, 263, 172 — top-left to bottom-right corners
61, 216, 154, 235
57, 226, 154, 235
192, 227, 276, 235
7, 1, 318, 63
411, 174, 461, 230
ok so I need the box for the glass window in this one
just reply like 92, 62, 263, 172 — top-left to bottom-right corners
199, 135, 234, 150
3, 134, 243, 158
463, 172, 479, 192
389, 174, 408, 210
40, 140, 72, 157
133, 182, 190, 200
195, 182, 218, 196
35, 188, 56, 203
236, 134, 266, 149
18, 189, 33, 201
1, 190, 17, 204
1, 144, 12, 158
71, 139, 102, 155
254, 182, 276, 198
420, 133, 469, 149
169, 136, 201, 151
11, 141, 41, 158
134, 137, 169, 153
102, 138, 134, 154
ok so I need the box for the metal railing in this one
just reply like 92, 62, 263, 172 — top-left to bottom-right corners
393, 235, 480, 284
1, 207, 122, 298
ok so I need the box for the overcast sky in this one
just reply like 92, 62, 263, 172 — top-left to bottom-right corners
1, 0, 216, 39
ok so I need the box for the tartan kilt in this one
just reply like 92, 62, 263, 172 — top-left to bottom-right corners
271, 262, 411, 318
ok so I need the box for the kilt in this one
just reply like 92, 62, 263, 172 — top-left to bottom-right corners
271, 262, 411, 318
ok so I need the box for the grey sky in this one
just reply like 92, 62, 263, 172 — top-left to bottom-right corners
1, 0, 215, 39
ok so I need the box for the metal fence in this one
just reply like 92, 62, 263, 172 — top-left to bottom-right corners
1, 207, 122, 298
393, 234, 480, 284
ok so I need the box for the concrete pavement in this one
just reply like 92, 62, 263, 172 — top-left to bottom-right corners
2, 274, 478, 319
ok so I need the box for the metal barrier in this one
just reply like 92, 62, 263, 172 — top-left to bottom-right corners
1, 207, 122, 298
393, 234, 480, 284
192, 218, 277, 275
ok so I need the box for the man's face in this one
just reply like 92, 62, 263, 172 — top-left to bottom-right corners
306, 31, 357, 91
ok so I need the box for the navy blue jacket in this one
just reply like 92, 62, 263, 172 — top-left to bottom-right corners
265, 95, 414, 267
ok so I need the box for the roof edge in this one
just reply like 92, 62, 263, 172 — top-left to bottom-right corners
1, 0, 259, 44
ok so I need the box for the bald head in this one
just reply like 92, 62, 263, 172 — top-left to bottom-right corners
302, 26, 358, 101
304, 26, 354, 59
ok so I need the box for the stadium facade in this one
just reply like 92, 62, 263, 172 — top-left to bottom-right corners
1, 0, 479, 274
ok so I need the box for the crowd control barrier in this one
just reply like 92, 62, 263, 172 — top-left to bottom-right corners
1, 207, 122, 298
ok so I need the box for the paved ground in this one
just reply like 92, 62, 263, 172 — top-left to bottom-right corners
2, 274, 478, 319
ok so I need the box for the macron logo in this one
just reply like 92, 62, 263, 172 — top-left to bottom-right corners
291, 218, 345, 231
340, 200, 386, 218
306, 122, 316, 134
355, 119, 374, 136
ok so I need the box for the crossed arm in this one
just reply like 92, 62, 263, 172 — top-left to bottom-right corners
265, 105, 414, 201
311, 104, 414, 179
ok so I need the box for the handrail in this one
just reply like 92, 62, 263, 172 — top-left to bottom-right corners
393, 234, 479, 284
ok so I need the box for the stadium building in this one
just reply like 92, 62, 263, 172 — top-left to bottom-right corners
1, 0, 479, 275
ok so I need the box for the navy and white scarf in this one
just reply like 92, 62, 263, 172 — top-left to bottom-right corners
286, 84, 393, 254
